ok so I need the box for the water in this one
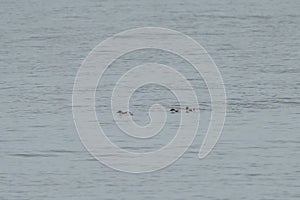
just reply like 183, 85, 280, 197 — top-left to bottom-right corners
1, 0, 299, 199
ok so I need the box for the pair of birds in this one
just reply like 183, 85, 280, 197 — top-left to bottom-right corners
170, 106, 196, 113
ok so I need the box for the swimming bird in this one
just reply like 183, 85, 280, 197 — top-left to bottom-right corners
170, 108, 179, 113
117, 110, 133, 115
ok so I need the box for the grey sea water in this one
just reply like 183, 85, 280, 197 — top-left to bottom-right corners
1, 0, 299, 199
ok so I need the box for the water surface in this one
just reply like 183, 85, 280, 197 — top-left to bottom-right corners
0, 0, 299, 199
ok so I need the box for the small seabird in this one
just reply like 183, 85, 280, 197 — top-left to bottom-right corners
170, 108, 179, 113
117, 110, 133, 115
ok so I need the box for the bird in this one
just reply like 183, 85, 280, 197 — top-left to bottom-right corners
117, 110, 133, 115
169, 108, 179, 113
